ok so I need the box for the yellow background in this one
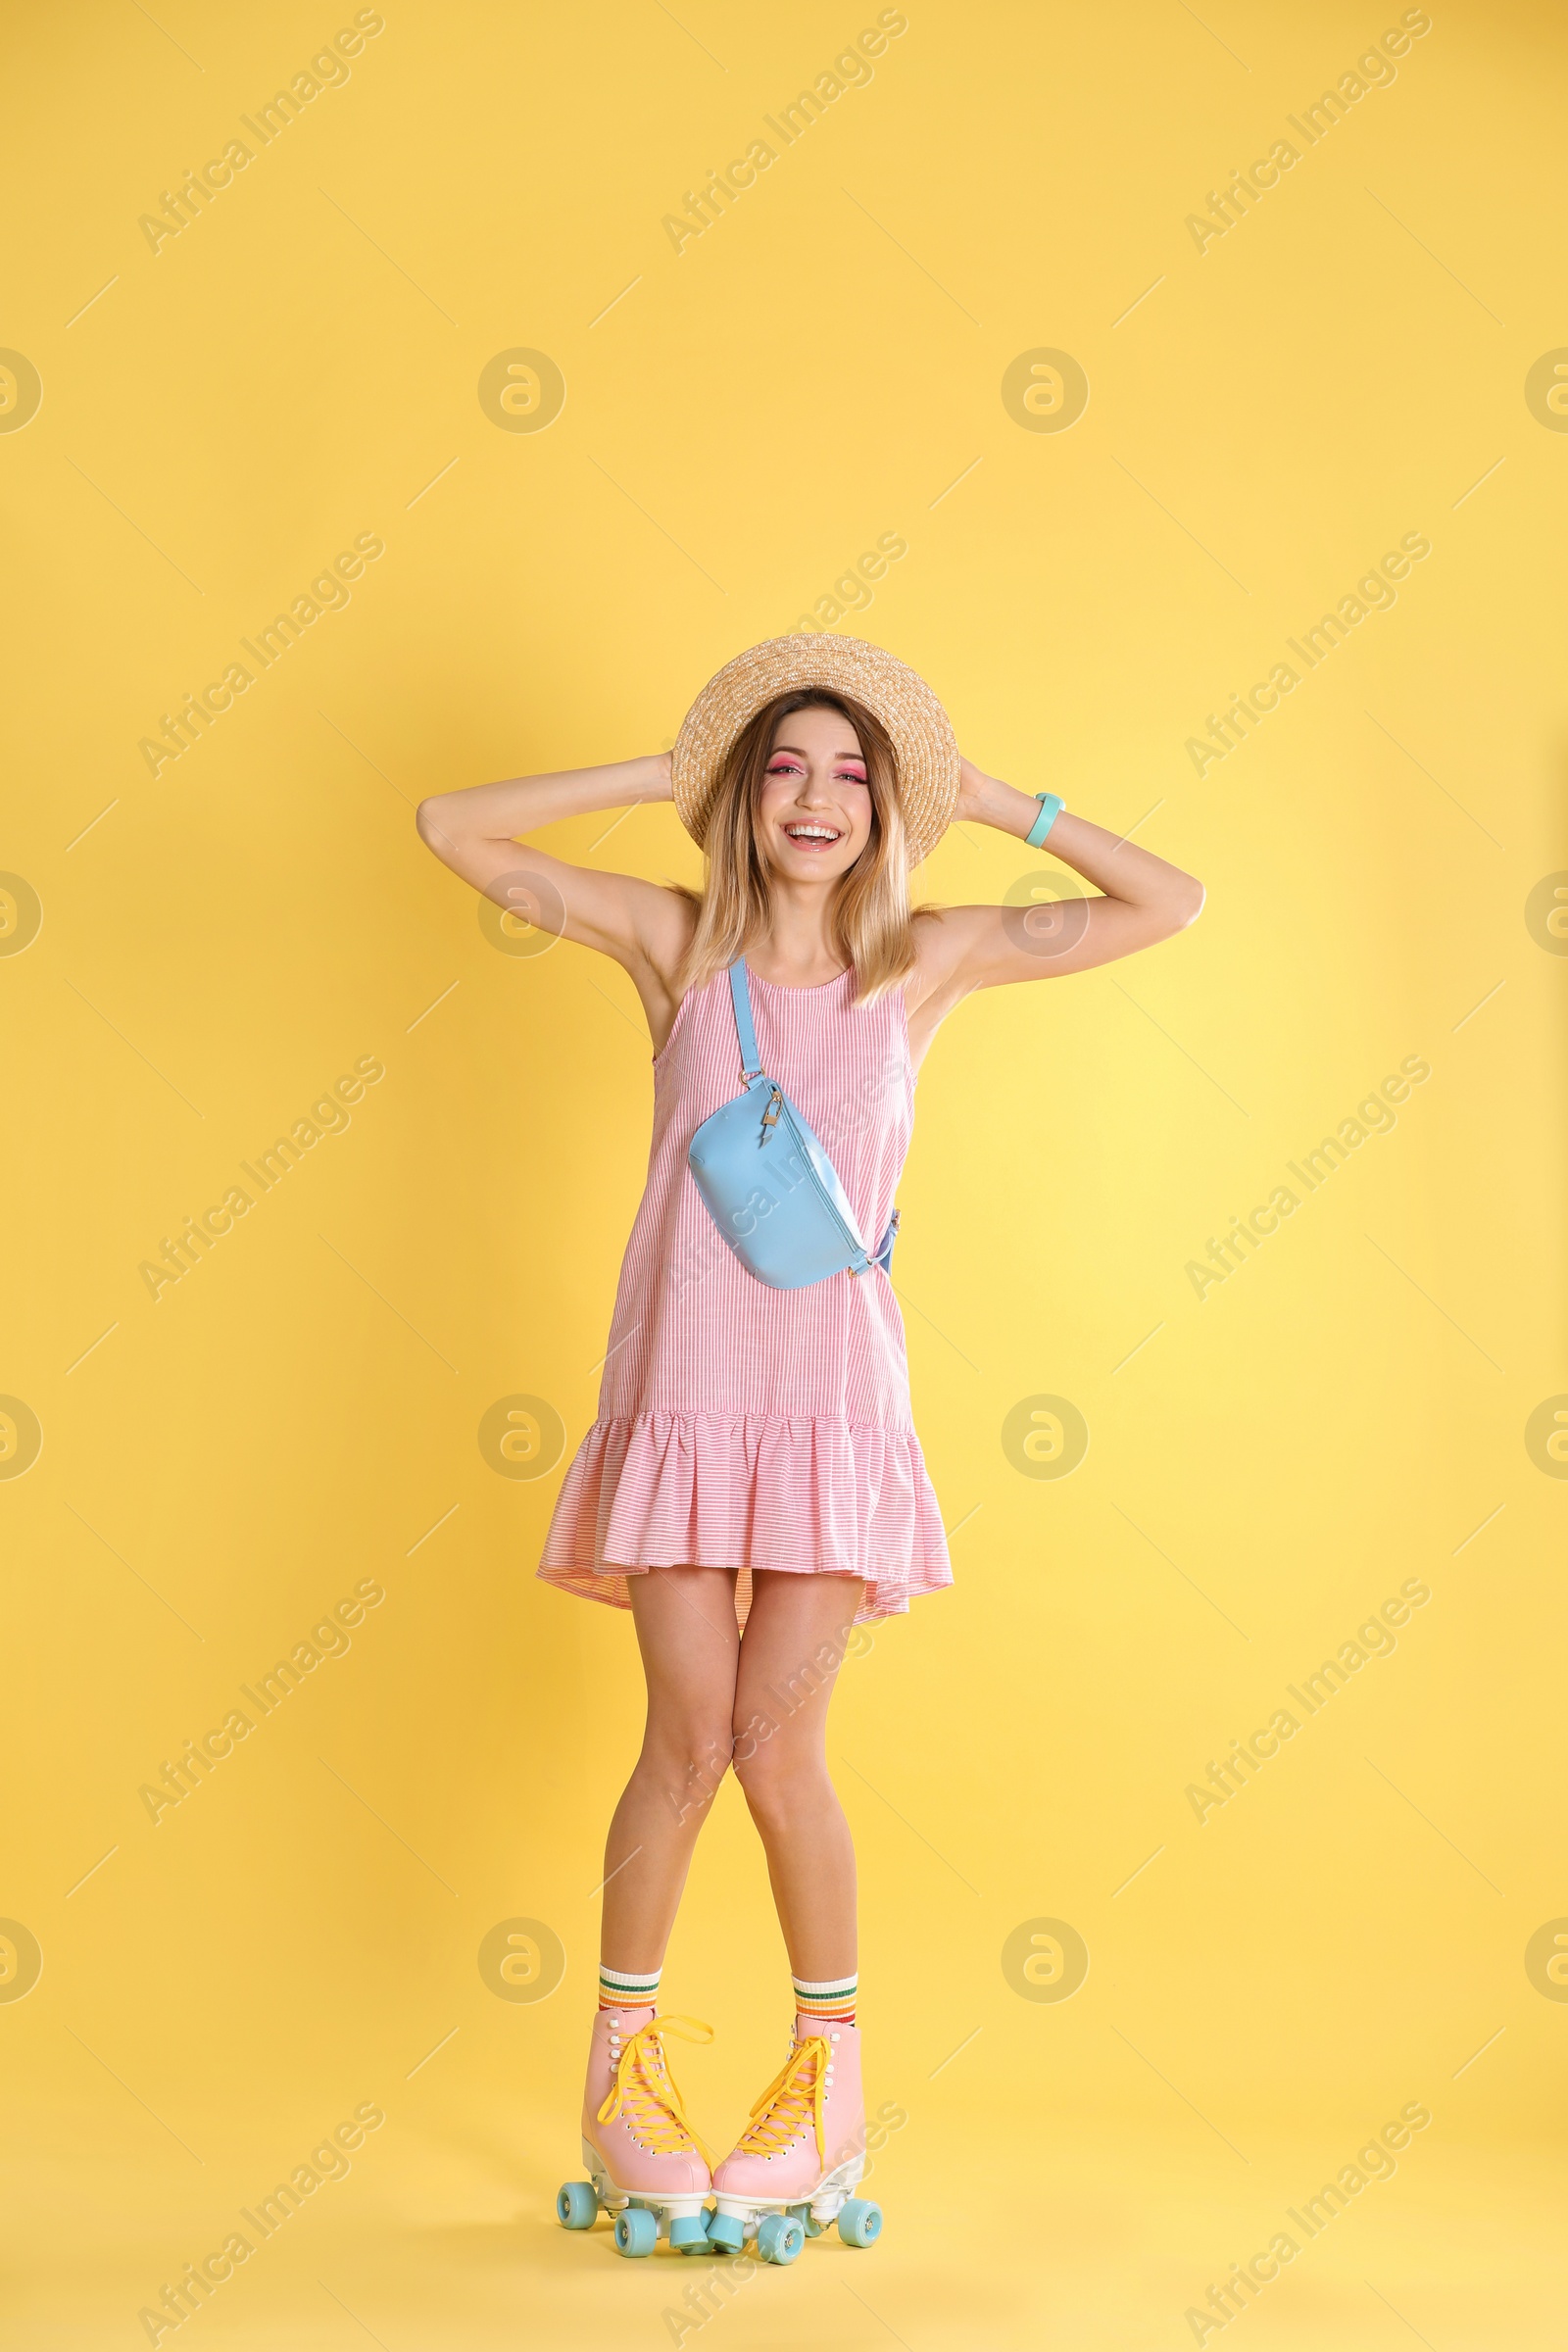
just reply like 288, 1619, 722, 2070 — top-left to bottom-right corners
3, 1, 1564, 2343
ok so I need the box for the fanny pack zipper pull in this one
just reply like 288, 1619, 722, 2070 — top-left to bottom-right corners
760, 1086, 783, 1138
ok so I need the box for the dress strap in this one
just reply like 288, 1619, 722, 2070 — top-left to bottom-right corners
727, 958, 763, 1081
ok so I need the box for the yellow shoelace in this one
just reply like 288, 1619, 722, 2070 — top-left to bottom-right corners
734, 2034, 830, 2167
596, 2015, 715, 2163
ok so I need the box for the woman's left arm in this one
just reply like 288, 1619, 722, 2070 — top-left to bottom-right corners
910, 757, 1204, 1015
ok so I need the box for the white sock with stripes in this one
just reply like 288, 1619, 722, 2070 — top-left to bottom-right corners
599, 1961, 661, 2012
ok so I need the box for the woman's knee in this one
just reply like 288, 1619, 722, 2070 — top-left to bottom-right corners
639, 1716, 735, 1825
731, 1726, 830, 1826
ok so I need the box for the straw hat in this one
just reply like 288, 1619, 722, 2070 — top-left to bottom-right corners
670, 634, 959, 869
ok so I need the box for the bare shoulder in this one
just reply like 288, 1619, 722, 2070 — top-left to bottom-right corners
904, 906, 989, 1066
626, 874, 701, 978
905, 904, 988, 1014
621, 881, 703, 1057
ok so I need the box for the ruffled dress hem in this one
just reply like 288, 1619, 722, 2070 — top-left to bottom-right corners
537, 1409, 953, 1625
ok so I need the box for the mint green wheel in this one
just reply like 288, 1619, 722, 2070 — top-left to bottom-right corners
786, 2200, 824, 2236
669, 2213, 709, 2252
557, 2180, 597, 2230
837, 2198, 883, 2247
706, 2208, 746, 2253
757, 2212, 806, 2264
613, 2206, 659, 2257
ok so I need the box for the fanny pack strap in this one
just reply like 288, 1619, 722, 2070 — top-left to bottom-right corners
724, 958, 899, 1276
728, 959, 763, 1082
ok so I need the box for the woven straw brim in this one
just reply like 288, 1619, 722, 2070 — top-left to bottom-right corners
670, 633, 959, 870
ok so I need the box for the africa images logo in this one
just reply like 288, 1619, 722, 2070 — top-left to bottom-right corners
660, 12, 908, 253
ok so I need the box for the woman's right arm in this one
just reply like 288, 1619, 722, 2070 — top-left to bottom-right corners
416, 754, 695, 1006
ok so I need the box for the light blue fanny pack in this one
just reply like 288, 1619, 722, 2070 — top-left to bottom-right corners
686, 959, 900, 1291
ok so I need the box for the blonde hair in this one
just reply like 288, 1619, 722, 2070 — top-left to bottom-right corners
673, 688, 917, 1006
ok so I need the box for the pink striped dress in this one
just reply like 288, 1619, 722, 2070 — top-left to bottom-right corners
538, 961, 953, 1626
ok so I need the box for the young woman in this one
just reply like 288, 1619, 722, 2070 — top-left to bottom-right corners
416, 637, 1202, 2261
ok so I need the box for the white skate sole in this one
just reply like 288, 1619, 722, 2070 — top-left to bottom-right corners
711, 2149, 865, 2233
559, 2142, 883, 2259
578, 2137, 709, 2231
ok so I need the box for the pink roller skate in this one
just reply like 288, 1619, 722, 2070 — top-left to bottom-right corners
708, 2020, 883, 2265
556, 2010, 715, 2258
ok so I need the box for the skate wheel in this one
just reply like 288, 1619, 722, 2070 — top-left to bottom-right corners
786, 2200, 824, 2237
706, 2208, 746, 2254
668, 2213, 709, 2252
557, 2180, 598, 2230
757, 2212, 806, 2265
837, 2198, 883, 2247
613, 2206, 659, 2258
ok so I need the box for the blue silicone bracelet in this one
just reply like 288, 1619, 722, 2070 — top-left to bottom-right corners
1025, 792, 1064, 849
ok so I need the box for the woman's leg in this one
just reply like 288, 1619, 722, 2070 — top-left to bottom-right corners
599, 1565, 741, 1972
729, 1571, 864, 1980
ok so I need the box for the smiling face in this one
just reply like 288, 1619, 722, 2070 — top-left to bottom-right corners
756, 703, 874, 884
